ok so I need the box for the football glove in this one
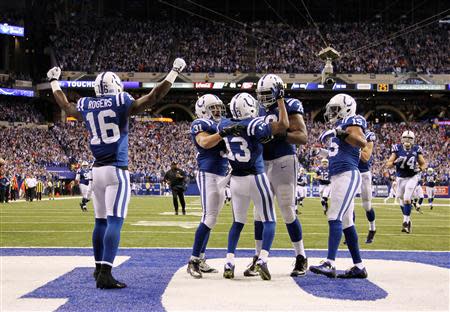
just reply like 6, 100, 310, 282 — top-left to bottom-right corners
365, 131, 376, 142
219, 124, 246, 138
47, 67, 61, 81
270, 82, 284, 100
172, 58, 186, 73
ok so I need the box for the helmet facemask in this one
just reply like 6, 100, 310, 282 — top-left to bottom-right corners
324, 103, 342, 125
256, 88, 276, 109
206, 102, 226, 122
401, 135, 414, 150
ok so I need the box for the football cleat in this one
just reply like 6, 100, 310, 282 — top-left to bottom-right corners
243, 255, 259, 277
96, 271, 127, 289
199, 259, 218, 273
407, 221, 412, 233
93, 268, 100, 281
80, 203, 87, 212
337, 266, 368, 279
223, 262, 235, 279
290, 255, 308, 277
309, 261, 336, 278
366, 230, 376, 244
187, 259, 203, 279
416, 206, 423, 214
430, 205, 433, 210
401, 222, 410, 234
255, 259, 271, 281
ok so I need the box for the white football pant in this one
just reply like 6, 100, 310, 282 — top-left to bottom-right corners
196, 171, 226, 228
296, 185, 307, 199
79, 183, 92, 199
319, 184, 331, 199
412, 185, 424, 200
426, 186, 435, 199
359, 171, 372, 212
397, 175, 419, 202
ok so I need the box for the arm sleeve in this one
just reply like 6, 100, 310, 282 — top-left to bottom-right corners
248, 119, 272, 142
191, 119, 212, 136
286, 98, 304, 115
121, 92, 135, 110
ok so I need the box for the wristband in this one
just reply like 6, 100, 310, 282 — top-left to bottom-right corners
164, 70, 178, 84
50, 80, 62, 92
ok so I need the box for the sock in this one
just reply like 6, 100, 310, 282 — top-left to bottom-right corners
324, 198, 329, 209
326, 259, 335, 267
300, 197, 304, 204
259, 249, 269, 262
366, 209, 376, 230
200, 253, 205, 260
254, 221, 263, 255
327, 220, 343, 261
262, 221, 276, 252
343, 225, 362, 265
369, 221, 376, 231
403, 203, 412, 216
102, 216, 124, 265
286, 218, 305, 257
227, 222, 244, 254
192, 222, 211, 258
226, 253, 235, 265
418, 198, 423, 205
81, 198, 89, 205
92, 218, 107, 262
201, 226, 211, 255
355, 262, 365, 270
430, 198, 434, 204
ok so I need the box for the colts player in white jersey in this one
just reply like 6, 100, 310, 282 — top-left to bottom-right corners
187, 94, 238, 278
47, 58, 186, 289
220, 88, 288, 281
310, 94, 368, 279
386, 131, 427, 233
251, 74, 308, 278
424, 167, 437, 209
76, 161, 93, 212
358, 130, 377, 243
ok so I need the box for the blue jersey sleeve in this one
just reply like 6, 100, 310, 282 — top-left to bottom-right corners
391, 144, 400, 154
119, 92, 135, 110
191, 119, 215, 136
341, 115, 367, 130
247, 118, 272, 142
285, 98, 304, 115
415, 145, 423, 155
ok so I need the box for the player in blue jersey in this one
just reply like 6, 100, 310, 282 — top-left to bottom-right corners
220, 89, 289, 281
412, 178, 425, 213
424, 168, 437, 209
310, 93, 369, 279
249, 74, 308, 278
386, 130, 427, 233
187, 94, 241, 279
357, 130, 377, 243
296, 167, 308, 213
315, 159, 331, 215
47, 58, 186, 289
75, 161, 93, 212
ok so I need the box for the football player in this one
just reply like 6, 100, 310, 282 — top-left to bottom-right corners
75, 161, 92, 212
296, 167, 308, 213
386, 131, 427, 233
358, 130, 377, 243
47, 58, 186, 289
187, 94, 235, 279
384, 176, 398, 204
250, 74, 308, 278
412, 179, 424, 213
424, 167, 437, 209
315, 159, 331, 215
220, 88, 288, 281
310, 94, 368, 279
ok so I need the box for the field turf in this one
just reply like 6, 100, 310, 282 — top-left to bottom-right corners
1, 196, 449, 251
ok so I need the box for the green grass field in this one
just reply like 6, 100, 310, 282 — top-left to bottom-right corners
1, 196, 449, 251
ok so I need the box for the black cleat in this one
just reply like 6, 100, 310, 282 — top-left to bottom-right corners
175, 211, 178, 215
93, 268, 100, 280
337, 266, 368, 279
366, 230, 376, 244
187, 259, 202, 279
401, 222, 410, 234
255, 260, 271, 281
223, 262, 235, 279
430, 205, 433, 210
291, 255, 308, 277
96, 268, 127, 289
199, 258, 218, 273
407, 221, 412, 233
310, 261, 336, 278
243, 255, 259, 277
80, 203, 87, 212
182, 210, 186, 215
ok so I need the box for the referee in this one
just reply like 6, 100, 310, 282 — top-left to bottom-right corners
164, 162, 187, 215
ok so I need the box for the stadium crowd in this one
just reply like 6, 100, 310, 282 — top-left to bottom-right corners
50, 19, 449, 74
0, 98, 46, 123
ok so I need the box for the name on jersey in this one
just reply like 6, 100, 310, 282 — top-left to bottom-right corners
88, 98, 113, 109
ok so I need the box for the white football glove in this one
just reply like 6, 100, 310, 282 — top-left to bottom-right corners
47, 67, 61, 81
172, 58, 186, 73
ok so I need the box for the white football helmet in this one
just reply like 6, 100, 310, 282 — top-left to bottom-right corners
94, 72, 123, 97
401, 130, 415, 150
321, 158, 329, 167
324, 93, 357, 124
427, 167, 434, 174
195, 94, 225, 122
229, 93, 259, 120
81, 161, 89, 169
256, 74, 284, 109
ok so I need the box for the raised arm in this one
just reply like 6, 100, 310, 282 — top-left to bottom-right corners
286, 114, 308, 145
128, 58, 186, 116
47, 67, 82, 120
269, 83, 290, 135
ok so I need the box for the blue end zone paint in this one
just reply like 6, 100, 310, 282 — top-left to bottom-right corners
1, 248, 448, 312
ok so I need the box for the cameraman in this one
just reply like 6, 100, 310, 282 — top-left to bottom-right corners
164, 162, 187, 215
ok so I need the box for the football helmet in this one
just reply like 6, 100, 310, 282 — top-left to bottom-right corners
427, 167, 434, 174
324, 93, 357, 124
81, 161, 89, 169
299, 167, 305, 175
229, 93, 259, 120
401, 130, 415, 150
256, 74, 284, 109
195, 94, 225, 122
94, 72, 123, 97
321, 158, 329, 167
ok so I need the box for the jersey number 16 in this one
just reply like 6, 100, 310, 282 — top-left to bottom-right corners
86, 110, 120, 145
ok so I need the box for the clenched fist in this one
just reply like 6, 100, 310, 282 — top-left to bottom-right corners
47, 67, 61, 81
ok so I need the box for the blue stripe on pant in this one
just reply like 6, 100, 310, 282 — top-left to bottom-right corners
336, 170, 357, 220
254, 174, 269, 221
113, 168, 123, 217
120, 171, 129, 218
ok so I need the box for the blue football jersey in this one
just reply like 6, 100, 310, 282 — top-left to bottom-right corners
391, 144, 423, 178
190, 118, 228, 176
297, 174, 308, 186
218, 118, 272, 176
315, 167, 330, 185
328, 115, 367, 177
259, 98, 304, 160
77, 92, 134, 167
76, 168, 91, 185
424, 172, 437, 187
